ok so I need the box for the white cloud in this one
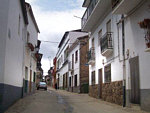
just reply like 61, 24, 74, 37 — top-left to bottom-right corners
26, 0, 85, 74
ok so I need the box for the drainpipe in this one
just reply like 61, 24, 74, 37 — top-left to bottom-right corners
122, 15, 126, 107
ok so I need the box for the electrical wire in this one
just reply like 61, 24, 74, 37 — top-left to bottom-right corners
40, 40, 75, 44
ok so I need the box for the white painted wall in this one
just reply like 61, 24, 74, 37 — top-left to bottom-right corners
26, 8, 38, 47
89, 13, 123, 85
0, 0, 38, 87
68, 44, 80, 87
124, 0, 150, 89
56, 31, 87, 87
4, 0, 25, 87
24, 7, 38, 82
0, 0, 9, 83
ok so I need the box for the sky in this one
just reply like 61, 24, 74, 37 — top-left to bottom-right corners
25, 0, 85, 75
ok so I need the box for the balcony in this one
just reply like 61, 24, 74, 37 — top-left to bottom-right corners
81, 0, 112, 31
68, 61, 73, 71
27, 43, 34, 51
35, 53, 43, 61
100, 32, 113, 56
112, 0, 143, 14
87, 47, 95, 65
37, 62, 42, 68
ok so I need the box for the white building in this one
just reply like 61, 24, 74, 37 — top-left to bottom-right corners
23, 2, 40, 95
81, 0, 150, 111
56, 30, 88, 90
68, 35, 89, 93
0, 0, 40, 112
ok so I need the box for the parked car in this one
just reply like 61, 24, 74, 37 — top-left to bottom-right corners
37, 82, 47, 90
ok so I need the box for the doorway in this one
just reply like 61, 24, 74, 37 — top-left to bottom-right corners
129, 56, 140, 104
29, 70, 32, 93
99, 69, 103, 98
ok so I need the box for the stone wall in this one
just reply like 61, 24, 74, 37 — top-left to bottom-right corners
102, 81, 123, 105
89, 84, 99, 98
80, 36, 89, 94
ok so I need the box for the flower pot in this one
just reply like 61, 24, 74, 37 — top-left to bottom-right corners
146, 42, 150, 48
138, 19, 150, 29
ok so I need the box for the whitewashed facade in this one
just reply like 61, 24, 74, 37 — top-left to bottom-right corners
113, 0, 150, 111
0, 0, 40, 112
23, 2, 40, 95
81, 0, 150, 111
56, 30, 87, 89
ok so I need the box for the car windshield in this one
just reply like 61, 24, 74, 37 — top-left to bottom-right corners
40, 82, 46, 85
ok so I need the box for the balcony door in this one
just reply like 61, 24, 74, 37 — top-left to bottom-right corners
92, 38, 94, 48
72, 54, 74, 69
29, 70, 32, 93
106, 20, 111, 33
99, 69, 103, 99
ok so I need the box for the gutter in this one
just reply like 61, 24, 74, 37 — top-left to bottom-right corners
121, 15, 126, 107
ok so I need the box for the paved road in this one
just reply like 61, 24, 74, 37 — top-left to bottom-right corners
5, 88, 148, 113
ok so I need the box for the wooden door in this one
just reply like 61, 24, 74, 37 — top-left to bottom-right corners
66, 73, 68, 88
29, 70, 32, 93
72, 76, 73, 92
63, 74, 65, 89
99, 69, 103, 98
129, 56, 140, 104
72, 54, 74, 69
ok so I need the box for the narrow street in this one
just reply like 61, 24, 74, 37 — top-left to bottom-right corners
5, 88, 148, 113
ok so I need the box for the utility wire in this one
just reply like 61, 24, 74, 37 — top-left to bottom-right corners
40, 40, 74, 44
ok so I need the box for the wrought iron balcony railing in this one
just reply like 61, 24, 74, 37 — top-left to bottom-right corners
100, 32, 113, 56
82, 0, 99, 28
87, 47, 95, 65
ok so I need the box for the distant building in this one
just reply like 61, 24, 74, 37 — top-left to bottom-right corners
35, 40, 43, 86
52, 57, 57, 88
56, 30, 89, 92
48, 67, 54, 86
68, 35, 89, 93
23, 2, 40, 96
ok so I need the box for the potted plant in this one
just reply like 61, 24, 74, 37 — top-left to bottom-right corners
138, 18, 150, 50
138, 19, 150, 29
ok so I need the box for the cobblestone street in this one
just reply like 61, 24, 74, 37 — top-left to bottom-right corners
5, 87, 148, 113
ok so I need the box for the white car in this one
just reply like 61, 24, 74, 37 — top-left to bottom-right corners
37, 82, 47, 90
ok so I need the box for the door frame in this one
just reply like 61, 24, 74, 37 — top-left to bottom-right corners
129, 56, 140, 104
98, 68, 103, 99
29, 70, 32, 93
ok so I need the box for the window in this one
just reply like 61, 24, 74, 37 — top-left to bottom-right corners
18, 15, 21, 35
74, 75, 77, 87
33, 72, 36, 82
25, 67, 28, 80
27, 32, 30, 43
61, 55, 63, 64
106, 20, 111, 33
69, 77, 71, 87
72, 54, 74, 69
104, 64, 111, 83
64, 46, 69, 61
57, 59, 60, 69
98, 29, 102, 45
75, 50, 78, 62
92, 38, 94, 48
91, 71, 95, 85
